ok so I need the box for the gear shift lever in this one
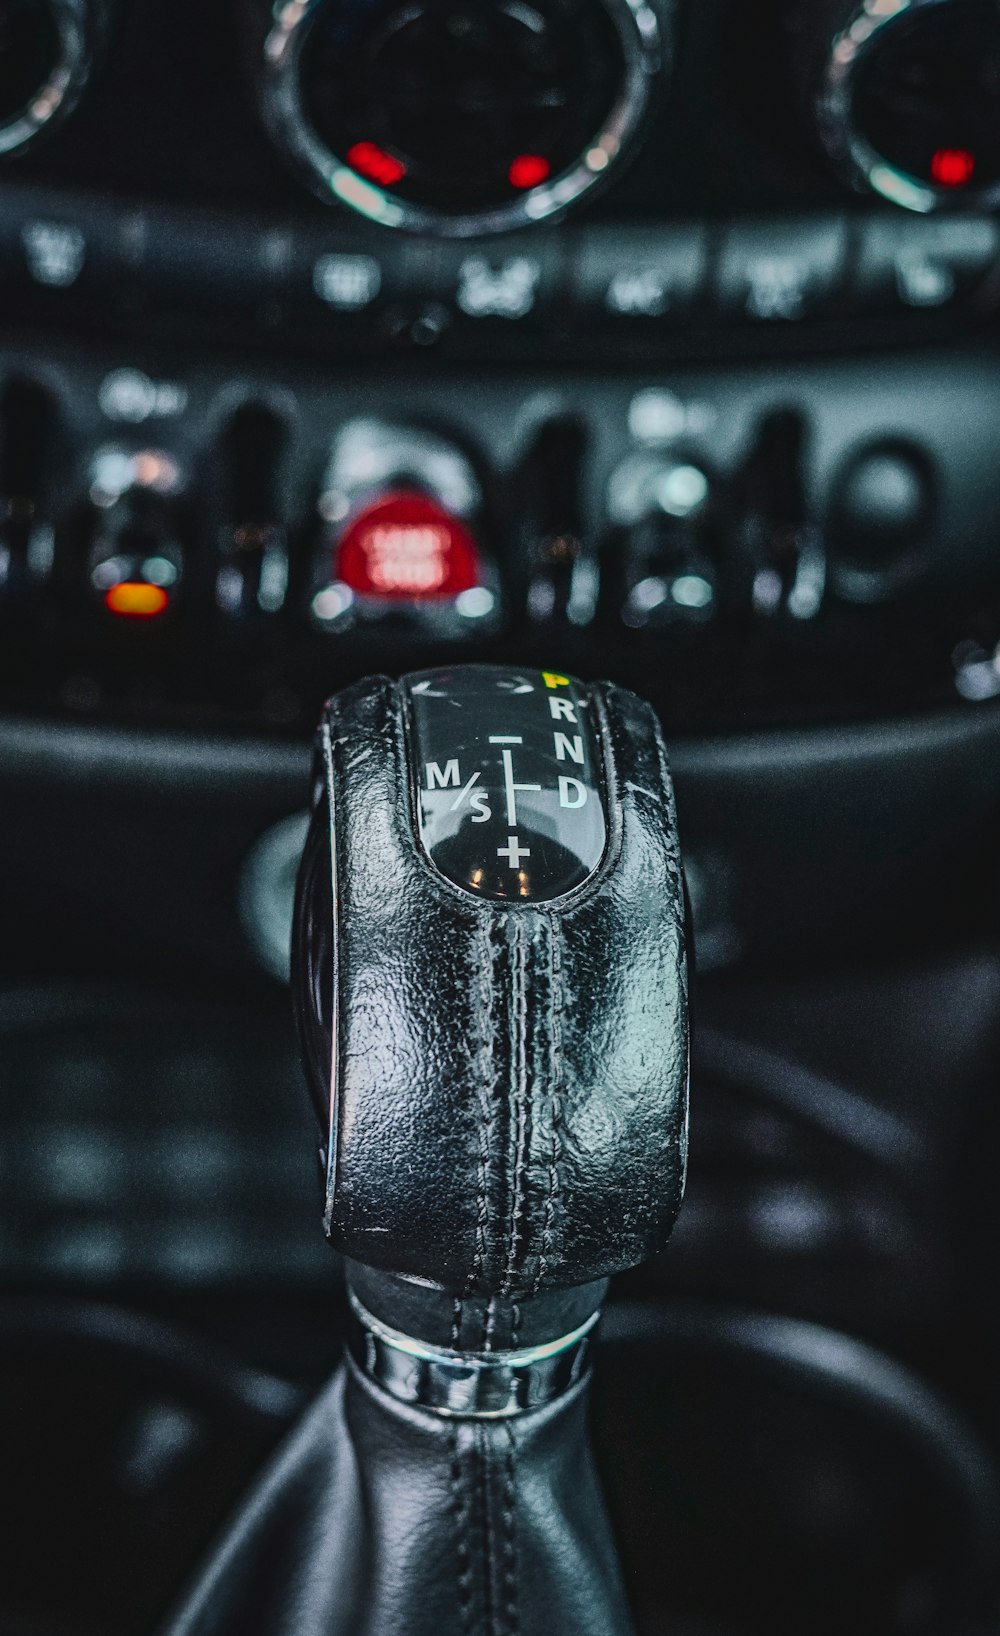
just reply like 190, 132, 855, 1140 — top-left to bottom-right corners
165, 665, 689, 1636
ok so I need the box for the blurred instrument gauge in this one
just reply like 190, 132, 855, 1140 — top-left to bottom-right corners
260, 0, 667, 235
0, 0, 102, 156
819, 0, 1000, 212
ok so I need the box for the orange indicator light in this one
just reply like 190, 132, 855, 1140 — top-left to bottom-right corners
105, 582, 170, 619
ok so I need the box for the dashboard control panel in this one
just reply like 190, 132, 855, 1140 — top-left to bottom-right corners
0, 0, 995, 744
0, 180, 996, 363
0, 338, 997, 738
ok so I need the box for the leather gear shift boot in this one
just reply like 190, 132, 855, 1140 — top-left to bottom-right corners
164, 1358, 632, 1636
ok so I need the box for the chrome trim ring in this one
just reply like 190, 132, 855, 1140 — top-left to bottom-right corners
818, 0, 1000, 215
347, 1291, 599, 1418
0, 0, 94, 158
260, 0, 666, 237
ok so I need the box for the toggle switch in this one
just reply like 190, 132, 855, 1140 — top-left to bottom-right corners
0, 376, 58, 609
521, 415, 599, 631
311, 418, 501, 639
214, 403, 290, 624
608, 451, 719, 630
86, 446, 187, 622
733, 410, 826, 623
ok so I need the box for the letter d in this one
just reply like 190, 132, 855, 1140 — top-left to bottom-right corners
559, 777, 587, 810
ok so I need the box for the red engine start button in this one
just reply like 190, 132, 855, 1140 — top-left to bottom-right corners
335, 490, 482, 601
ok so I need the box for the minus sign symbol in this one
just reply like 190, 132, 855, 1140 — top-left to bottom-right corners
489, 736, 523, 744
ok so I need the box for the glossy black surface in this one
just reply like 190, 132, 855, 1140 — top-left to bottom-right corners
406, 666, 607, 903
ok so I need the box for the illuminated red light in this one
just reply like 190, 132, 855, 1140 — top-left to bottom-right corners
930, 147, 976, 187
346, 141, 407, 188
335, 491, 482, 601
105, 582, 170, 619
508, 153, 552, 191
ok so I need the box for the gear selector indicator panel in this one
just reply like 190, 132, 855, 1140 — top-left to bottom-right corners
405, 666, 607, 903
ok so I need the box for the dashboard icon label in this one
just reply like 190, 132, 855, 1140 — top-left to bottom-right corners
313, 254, 382, 311
606, 268, 671, 317
456, 256, 540, 320
22, 221, 86, 288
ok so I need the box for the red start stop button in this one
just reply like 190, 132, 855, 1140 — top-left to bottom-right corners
335, 490, 482, 601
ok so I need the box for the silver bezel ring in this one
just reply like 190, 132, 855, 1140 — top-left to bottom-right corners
260, 0, 666, 236
347, 1291, 599, 1418
818, 0, 1000, 214
0, 0, 93, 157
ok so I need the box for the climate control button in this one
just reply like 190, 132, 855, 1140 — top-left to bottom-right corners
852, 214, 1000, 314
714, 217, 848, 324
571, 224, 707, 324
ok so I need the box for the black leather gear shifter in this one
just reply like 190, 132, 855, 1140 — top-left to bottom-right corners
163, 664, 689, 1636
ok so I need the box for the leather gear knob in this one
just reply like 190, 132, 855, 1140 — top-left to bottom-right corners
293, 664, 690, 1298
162, 665, 689, 1636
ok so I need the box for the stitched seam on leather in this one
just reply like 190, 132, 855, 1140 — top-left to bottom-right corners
532, 918, 564, 1297
502, 1424, 520, 1636
650, 710, 689, 1197
502, 916, 530, 1298
480, 1426, 500, 1636
649, 706, 683, 897
449, 1427, 476, 1636
468, 918, 500, 1311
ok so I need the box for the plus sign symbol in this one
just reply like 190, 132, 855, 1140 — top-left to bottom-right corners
498, 835, 531, 871
407, 667, 609, 903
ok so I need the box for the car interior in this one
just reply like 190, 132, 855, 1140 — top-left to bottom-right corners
3, 1, 1000, 1633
